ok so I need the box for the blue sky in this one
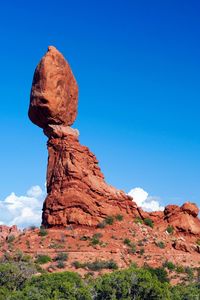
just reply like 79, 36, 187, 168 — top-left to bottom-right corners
0, 0, 200, 224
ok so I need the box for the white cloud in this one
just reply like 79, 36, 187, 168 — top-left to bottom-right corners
128, 187, 164, 212
27, 185, 43, 198
0, 185, 46, 228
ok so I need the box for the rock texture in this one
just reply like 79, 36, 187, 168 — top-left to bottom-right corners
0, 225, 20, 242
29, 46, 78, 128
28, 46, 200, 232
29, 46, 138, 227
163, 203, 200, 235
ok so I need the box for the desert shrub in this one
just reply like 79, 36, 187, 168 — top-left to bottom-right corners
115, 214, 123, 221
90, 233, 103, 246
128, 243, 137, 254
144, 218, 154, 228
85, 259, 118, 271
166, 225, 174, 234
49, 242, 64, 249
196, 239, 200, 246
97, 221, 106, 229
11, 271, 91, 300
56, 260, 66, 269
105, 216, 114, 225
80, 235, 90, 241
163, 261, 175, 271
72, 259, 118, 271
146, 266, 169, 283
36, 255, 52, 264
138, 240, 144, 246
124, 238, 131, 246
54, 252, 68, 262
92, 265, 171, 300
176, 265, 185, 273
134, 217, 143, 224
0, 263, 199, 299
0, 254, 37, 292
139, 248, 145, 255
39, 226, 48, 237
7, 235, 15, 243
185, 267, 194, 281
72, 261, 83, 269
171, 284, 200, 299
156, 241, 165, 249
124, 239, 137, 254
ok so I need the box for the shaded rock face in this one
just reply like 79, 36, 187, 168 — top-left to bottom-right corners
29, 46, 138, 227
29, 46, 78, 129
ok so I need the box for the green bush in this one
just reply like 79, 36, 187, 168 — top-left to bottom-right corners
128, 243, 137, 254
80, 235, 90, 241
146, 266, 169, 283
49, 242, 64, 249
134, 217, 143, 224
7, 235, 15, 243
71, 259, 118, 271
97, 221, 106, 229
56, 260, 66, 269
39, 226, 48, 237
92, 265, 171, 300
156, 241, 165, 249
139, 248, 145, 255
185, 267, 194, 281
163, 261, 175, 271
196, 239, 200, 246
166, 225, 174, 234
11, 271, 91, 300
176, 265, 185, 273
105, 216, 114, 225
124, 239, 137, 254
144, 218, 154, 228
123, 238, 131, 246
90, 233, 103, 246
36, 255, 52, 264
115, 214, 123, 221
72, 261, 83, 269
0, 261, 199, 299
85, 259, 118, 271
54, 252, 68, 262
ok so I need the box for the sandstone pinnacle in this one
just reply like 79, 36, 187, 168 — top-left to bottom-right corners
29, 46, 137, 227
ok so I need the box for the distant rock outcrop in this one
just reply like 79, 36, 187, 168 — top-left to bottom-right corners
29, 46, 138, 227
164, 202, 200, 235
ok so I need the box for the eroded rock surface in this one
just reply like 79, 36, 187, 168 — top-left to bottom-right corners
42, 127, 137, 227
29, 46, 78, 128
164, 202, 200, 235
29, 46, 138, 227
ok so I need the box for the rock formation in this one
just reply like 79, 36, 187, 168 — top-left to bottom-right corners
29, 46, 137, 227
164, 202, 200, 235
29, 46, 78, 129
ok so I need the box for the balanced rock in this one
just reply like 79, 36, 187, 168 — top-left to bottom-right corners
29, 46, 138, 227
29, 46, 78, 128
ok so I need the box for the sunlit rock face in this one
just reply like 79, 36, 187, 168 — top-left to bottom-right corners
29, 46, 78, 129
28, 46, 138, 227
